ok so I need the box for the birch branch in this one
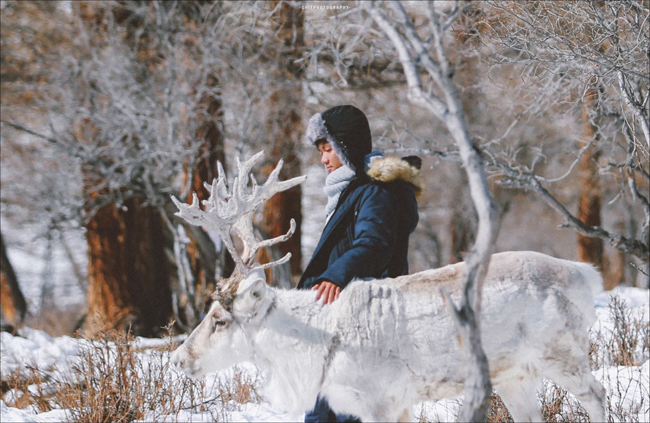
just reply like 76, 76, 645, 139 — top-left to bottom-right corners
363, 1, 497, 420
618, 71, 650, 149
489, 158, 649, 261
363, 4, 448, 118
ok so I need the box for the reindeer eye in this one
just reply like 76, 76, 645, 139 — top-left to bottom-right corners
211, 315, 229, 331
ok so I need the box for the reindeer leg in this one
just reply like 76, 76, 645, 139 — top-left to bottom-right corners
549, 369, 606, 422
542, 339, 606, 423
397, 407, 412, 422
495, 377, 543, 423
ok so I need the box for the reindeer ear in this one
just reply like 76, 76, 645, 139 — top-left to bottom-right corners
239, 267, 266, 290
233, 269, 268, 317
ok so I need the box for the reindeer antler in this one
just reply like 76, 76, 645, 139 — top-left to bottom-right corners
171, 151, 306, 286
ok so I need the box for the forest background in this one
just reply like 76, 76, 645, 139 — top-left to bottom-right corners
1, 0, 648, 338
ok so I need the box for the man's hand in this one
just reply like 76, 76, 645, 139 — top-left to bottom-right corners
312, 281, 340, 305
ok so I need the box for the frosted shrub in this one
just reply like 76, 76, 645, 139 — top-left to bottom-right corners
49, 328, 259, 422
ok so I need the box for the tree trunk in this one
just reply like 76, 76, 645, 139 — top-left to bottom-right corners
364, 2, 498, 418
260, 1, 305, 285
449, 172, 475, 265
85, 200, 136, 335
0, 233, 27, 328
260, 150, 303, 281
578, 86, 609, 287
79, 2, 180, 336
85, 196, 175, 337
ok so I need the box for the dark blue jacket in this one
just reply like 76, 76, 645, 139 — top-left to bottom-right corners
298, 172, 419, 290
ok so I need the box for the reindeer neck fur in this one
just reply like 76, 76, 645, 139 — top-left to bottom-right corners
241, 287, 341, 415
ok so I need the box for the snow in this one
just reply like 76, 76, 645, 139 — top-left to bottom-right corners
594, 286, 649, 309
593, 361, 650, 423
1, 287, 649, 422
1, 401, 38, 423
0, 219, 87, 313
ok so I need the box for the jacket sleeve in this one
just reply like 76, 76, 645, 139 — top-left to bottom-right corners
315, 184, 397, 289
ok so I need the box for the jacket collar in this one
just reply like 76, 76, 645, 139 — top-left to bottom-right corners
305, 175, 369, 266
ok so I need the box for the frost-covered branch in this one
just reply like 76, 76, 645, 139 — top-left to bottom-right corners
362, 1, 497, 420
487, 154, 649, 262
474, 0, 650, 268
618, 72, 650, 148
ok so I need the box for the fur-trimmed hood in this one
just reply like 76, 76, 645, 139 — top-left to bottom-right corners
366, 156, 423, 199
298, 154, 420, 291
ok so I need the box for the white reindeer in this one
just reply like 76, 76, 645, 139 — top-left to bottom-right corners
171, 152, 605, 422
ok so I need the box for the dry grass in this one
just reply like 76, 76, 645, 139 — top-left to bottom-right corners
1, 363, 54, 413
588, 295, 649, 423
486, 392, 514, 423
1, 324, 260, 422
590, 295, 649, 369
599, 366, 648, 423
53, 329, 166, 422
538, 381, 590, 423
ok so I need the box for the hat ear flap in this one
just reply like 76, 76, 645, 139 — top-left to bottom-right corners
327, 136, 353, 171
305, 112, 356, 171
306, 113, 328, 146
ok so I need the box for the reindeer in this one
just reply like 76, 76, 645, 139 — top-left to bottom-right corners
171, 152, 606, 422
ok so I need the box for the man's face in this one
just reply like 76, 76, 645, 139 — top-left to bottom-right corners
317, 141, 343, 173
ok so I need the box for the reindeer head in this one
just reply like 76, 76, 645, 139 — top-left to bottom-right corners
170, 152, 305, 377
172, 268, 273, 376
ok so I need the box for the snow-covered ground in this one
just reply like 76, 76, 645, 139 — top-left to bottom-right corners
1, 286, 648, 422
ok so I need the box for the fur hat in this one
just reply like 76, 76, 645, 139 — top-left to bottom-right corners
305, 105, 372, 173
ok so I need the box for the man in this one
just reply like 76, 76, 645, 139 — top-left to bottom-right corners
298, 105, 421, 422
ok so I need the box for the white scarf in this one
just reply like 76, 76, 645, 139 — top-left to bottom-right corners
324, 165, 356, 222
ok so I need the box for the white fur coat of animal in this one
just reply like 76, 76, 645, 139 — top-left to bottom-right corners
172, 251, 605, 422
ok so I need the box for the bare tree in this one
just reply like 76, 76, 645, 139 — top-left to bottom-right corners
173, 4, 234, 329
2, 0, 344, 333
75, 1, 211, 336
1, 1, 85, 326
353, 1, 499, 420
1, 1, 255, 334
479, 1, 649, 271
344, 1, 649, 283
